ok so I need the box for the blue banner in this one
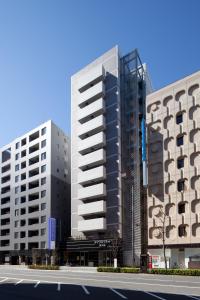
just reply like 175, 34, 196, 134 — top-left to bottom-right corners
48, 218, 56, 249
141, 118, 146, 162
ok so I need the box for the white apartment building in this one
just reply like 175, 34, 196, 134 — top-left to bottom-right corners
147, 71, 200, 269
0, 120, 70, 264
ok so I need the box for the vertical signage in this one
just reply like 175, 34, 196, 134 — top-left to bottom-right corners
141, 118, 148, 187
48, 218, 56, 250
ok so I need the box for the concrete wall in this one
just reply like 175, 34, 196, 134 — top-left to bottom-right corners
147, 70, 200, 262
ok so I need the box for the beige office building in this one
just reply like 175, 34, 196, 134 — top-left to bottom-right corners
146, 70, 200, 268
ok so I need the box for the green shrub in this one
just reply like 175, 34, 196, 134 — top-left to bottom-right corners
97, 267, 121, 273
97, 267, 140, 273
121, 267, 140, 273
28, 265, 59, 270
148, 268, 200, 276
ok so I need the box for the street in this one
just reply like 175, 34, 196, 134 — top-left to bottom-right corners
0, 267, 200, 299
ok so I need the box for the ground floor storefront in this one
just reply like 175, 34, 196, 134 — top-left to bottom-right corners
148, 246, 200, 269
66, 238, 122, 267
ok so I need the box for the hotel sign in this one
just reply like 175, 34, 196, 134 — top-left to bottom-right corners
94, 239, 111, 248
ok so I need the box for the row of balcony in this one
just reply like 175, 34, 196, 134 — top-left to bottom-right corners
77, 65, 106, 233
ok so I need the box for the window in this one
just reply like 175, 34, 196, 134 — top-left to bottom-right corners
21, 196, 26, 204
14, 243, 18, 250
20, 220, 26, 227
2, 164, 10, 173
21, 173, 26, 181
2, 148, 11, 163
178, 225, 187, 237
21, 150, 26, 158
14, 220, 19, 227
21, 161, 26, 169
41, 127, 46, 135
21, 184, 26, 192
20, 208, 26, 215
20, 231, 26, 238
176, 113, 183, 124
177, 158, 184, 169
41, 241, 46, 248
15, 186, 19, 194
41, 190, 46, 198
177, 135, 184, 147
41, 228, 46, 236
14, 232, 19, 239
21, 138, 26, 146
29, 131, 39, 142
15, 175, 19, 183
41, 203, 46, 210
177, 179, 185, 192
41, 177, 46, 185
41, 152, 46, 160
15, 153, 20, 160
15, 198, 19, 205
15, 164, 19, 171
41, 140, 46, 148
178, 202, 186, 214
15, 209, 19, 216
16, 142, 20, 149
41, 165, 46, 173
41, 216, 46, 223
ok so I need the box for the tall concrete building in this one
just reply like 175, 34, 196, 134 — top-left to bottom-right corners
70, 46, 151, 266
147, 71, 200, 268
0, 120, 70, 264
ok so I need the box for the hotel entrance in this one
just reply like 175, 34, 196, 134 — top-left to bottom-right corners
66, 239, 121, 267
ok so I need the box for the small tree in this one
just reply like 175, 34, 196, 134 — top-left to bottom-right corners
155, 208, 169, 270
106, 230, 122, 268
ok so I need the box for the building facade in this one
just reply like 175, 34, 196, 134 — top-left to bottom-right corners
0, 120, 70, 264
147, 71, 200, 268
70, 46, 151, 266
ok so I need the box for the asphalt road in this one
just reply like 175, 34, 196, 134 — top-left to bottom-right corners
0, 267, 200, 300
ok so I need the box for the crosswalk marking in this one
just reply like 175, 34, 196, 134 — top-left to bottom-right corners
15, 279, 23, 285
143, 291, 167, 300
0, 278, 8, 283
34, 281, 40, 288
82, 285, 90, 295
110, 288, 127, 299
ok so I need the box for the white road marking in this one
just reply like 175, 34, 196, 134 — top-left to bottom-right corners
110, 288, 127, 299
57, 283, 61, 291
2, 270, 200, 287
1, 272, 199, 291
82, 285, 90, 295
15, 279, 23, 285
34, 281, 40, 288
0, 278, 8, 283
143, 291, 167, 300
188, 296, 200, 300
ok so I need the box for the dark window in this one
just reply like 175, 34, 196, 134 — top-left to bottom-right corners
178, 225, 187, 237
21, 138, 26, 146
178, 202, 185, 214
177, 179, 185, 192
42, 127, 46, 135
176, 113, 183, 124
177, 135, 184, 146
177, 158, 184, 169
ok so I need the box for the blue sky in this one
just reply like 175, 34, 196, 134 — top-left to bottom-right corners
0, 0, 200, 147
